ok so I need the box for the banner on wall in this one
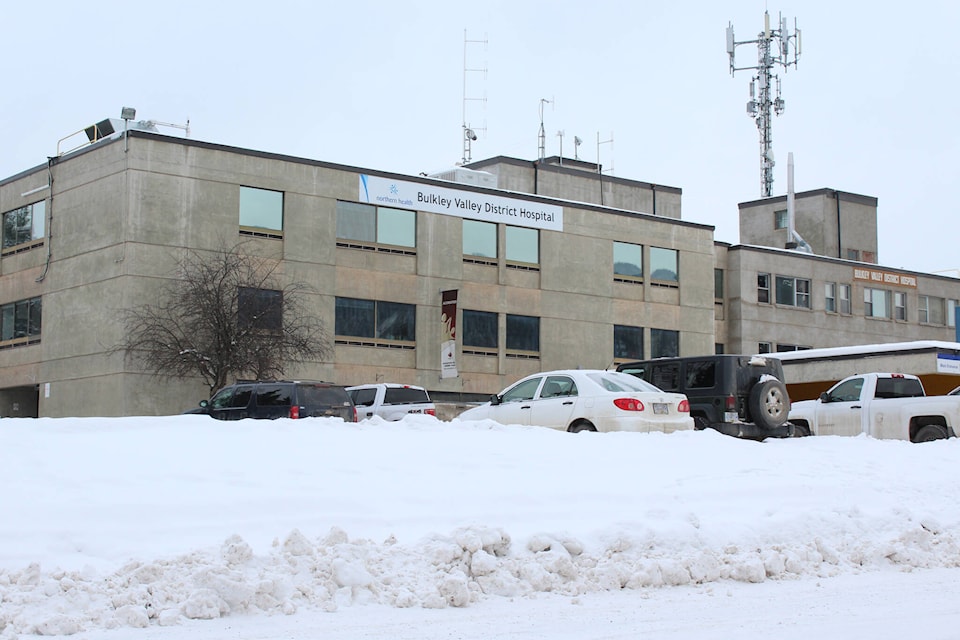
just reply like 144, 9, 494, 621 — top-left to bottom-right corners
359, 174, 563, 232
440, 290, 458, 379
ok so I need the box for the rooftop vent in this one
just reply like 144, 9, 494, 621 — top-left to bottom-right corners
428, 167, 497, 189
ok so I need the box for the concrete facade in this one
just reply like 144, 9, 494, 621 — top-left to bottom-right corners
0, 131, 713, 417
2, 127, 958, 417
738, 189, 879, 263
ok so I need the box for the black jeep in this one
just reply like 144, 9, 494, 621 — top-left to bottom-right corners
194, 380, 356, 422
616, 354, 795, 439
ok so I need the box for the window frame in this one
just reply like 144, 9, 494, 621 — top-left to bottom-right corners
650, 328, 679, 358
239, 186, 284, 239
757, 273, 771, 304
613, 324, 644, 361
505, 225, 539, 270
505, 314, 540, 358
613, 241, 644, 283
825, 282, 837, 313
775, 275, 811, 308
864, 287, 892, 319
2, 201, 46, 253
462, 219, 498, 265
462, 309, 498, 355
649, 246, 679, 287
336, 200, 417, 255
334, 297, 417, 347
0, 296, 42, 346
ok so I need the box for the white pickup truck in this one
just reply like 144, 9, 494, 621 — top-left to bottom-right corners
346, 383, 436, 421
788, 373, 960, 442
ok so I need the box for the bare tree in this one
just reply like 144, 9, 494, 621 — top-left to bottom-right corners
118, 243, 331, 394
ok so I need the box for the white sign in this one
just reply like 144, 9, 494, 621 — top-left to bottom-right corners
936, 354, 960, 375
359, 174, 563, 232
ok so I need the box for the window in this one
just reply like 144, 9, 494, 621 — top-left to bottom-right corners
825, 282, 837, 313
864, 287, 891, 319
775, 276, 811, 308
839, 284, 852, 314
613, 242, 643, 280
758, 273, 771, 304
758, 342, 772, 354
919, 295, 944, 324
650, 328, 678, 358
336, 201, 416, 252
776, 344, 811, 352
239, 187, 283, 237
774, 209, 788, 229
614, 325, 643, 360
506, 314, 539, 355
2, 201, 46, 250
649, 247, 678, 283
714, 269, 724, 300
846, 248, 861, 261
463, 220, 497, 262
463, 310, 498, 352
502, 377, 542, 403
894, 292, 907, 321
685, 360, 716, 389
238, 287, 282, 333
505, 226, 538, 267
0, 296, 42, 344
948, 299, 958, 328
335, 297, 416, 344
715, 343, 724, 354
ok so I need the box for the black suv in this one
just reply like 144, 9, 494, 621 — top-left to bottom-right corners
616, 355, 794, 439
195, 380, 357, 421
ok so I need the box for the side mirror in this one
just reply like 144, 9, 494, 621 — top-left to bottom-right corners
819, 392, 829, 403
199, 399, 209, 408
490, 394, 501, 406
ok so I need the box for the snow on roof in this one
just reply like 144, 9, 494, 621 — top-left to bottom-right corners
766, 340, 960, 362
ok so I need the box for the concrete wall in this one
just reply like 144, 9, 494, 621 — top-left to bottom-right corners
0, 133, 715, 416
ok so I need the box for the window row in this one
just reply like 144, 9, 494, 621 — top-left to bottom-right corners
1, 296, 42, 344
2, 201, 46, 251
238, 189, 683, 282
757, 273, 958, 326
332, 297, 680, 360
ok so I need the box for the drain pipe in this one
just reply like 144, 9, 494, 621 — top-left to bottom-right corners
35, 158, 56, 283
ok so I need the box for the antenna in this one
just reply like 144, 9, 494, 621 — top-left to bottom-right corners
596, 131, 614, 174
726, 10, 801, 197
461, 29, 488, 164
537, 98, 552, 161
574, 136, 582, 160
556, 130, 564, 164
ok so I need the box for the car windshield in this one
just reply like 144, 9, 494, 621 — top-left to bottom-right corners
587, 371, 662, 393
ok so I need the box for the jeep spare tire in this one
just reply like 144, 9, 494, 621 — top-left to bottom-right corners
749, 379, 790, 430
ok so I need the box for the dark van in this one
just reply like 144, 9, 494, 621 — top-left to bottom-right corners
196, 380, 356, 421
616, 354, 795, 439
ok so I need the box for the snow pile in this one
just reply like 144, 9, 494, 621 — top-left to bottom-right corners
2, 416, 959, 637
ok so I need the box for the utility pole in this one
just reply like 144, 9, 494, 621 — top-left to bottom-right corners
727, 11, 801, 197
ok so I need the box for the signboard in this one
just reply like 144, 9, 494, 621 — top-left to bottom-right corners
359, 174, 563, 232
852, 267, 917, 288
440, 290, 458, 379
936, 353, 960, 375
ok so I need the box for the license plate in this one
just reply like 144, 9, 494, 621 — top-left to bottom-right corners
653, 403, 669, 415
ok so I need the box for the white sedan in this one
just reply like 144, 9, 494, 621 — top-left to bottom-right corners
458, 369, 693, 433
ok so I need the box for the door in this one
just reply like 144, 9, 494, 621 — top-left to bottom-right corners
489, 377, 542, 426
814, 377, 866, 436
208, 384, 254, 420
529, 375, 578, 429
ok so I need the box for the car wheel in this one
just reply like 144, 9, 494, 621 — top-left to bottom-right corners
749, 379, 790, 430
914, 424, 948, 442
568, 420, 597, 433
693, 415, 710, 431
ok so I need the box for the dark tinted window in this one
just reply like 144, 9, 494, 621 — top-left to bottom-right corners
255, 384, 293, 406
229, 386, 254, 408
874, 377, 925, 399
349, 388, 378, 406
685, 361, 716, 389
383, 387, 430, 404
238, 287, 283, 332
298, 384, 351, 406
651, 363, 681, 392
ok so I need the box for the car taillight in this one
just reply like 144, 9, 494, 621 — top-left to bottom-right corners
725, 395, 736, 411
613, 398, 645, 411
425, 408, 436, 416
353, 406, 358, 422
290, 405, 300, 419
678, 399, 690, 413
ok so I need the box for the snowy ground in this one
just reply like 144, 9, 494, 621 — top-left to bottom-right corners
3, 415, 960, 638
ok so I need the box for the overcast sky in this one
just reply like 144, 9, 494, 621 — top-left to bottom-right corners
4, 1, 958, 276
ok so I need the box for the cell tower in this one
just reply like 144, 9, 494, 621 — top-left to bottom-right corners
726, 11, 801, 197
461, 30, 487, 164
